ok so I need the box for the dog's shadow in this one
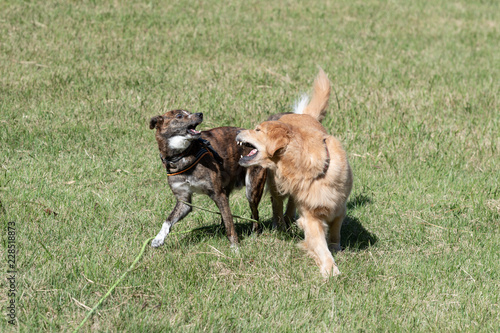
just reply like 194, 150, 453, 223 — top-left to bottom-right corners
342, 193, 377, 250
170, 193, 377, 251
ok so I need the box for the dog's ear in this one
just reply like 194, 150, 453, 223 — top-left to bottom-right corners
149, 116, 164, 130
266, 122, 291, 157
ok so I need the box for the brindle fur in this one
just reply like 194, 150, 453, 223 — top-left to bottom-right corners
149, 109, 266, 248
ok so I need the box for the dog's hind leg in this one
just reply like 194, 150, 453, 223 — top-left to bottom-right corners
245, 166, 266, 232
211, 191, 239, 246
327, 206, 346, 252
284, 197, 296, 228
151, 195, 192, 248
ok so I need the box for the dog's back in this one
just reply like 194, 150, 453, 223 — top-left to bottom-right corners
200, 127, 247, 188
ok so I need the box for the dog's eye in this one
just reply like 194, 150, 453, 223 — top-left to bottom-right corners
255, 128, 261, 132
175, 114, 183, 119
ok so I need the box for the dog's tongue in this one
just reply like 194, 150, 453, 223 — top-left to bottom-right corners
247, 149, 257, 156
188, 129, 201, 135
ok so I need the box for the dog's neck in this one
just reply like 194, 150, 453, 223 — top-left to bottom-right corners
168, 135, 192, 151
159, 138, 222, 176
274, 138, 330, 194
160, 139, 198, 165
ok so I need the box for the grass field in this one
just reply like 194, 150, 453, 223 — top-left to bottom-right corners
1, 0, 499, 331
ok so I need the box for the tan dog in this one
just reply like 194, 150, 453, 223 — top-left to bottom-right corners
236, 70, 353, 277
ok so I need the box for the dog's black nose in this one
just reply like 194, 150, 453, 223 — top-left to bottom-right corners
195, 113, 203, 119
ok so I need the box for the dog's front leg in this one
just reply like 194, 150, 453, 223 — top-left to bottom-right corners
296, 212, 341, 278
267, 173, 287, 230
245, 166, 267, 232
151, 197, 192, 248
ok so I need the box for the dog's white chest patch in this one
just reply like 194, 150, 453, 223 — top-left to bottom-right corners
171, 179, 207, 195
168, 136, 191, 150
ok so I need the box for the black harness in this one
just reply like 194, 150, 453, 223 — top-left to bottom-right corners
160, 138, 222, 176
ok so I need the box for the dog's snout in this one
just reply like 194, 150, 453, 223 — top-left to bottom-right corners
235, 131, 244, 142
195, 113, 203, 119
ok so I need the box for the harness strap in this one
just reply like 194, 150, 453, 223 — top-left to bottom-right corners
159, 138, 222, 177
198, 138, 223, 165
160, 143, 195, 165
166, 150, 212, 176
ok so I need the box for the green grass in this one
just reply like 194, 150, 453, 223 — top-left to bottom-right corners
1, 0, 499, 331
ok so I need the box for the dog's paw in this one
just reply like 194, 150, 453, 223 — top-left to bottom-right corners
328, 243, 342, 252
151, 237, 165, 248
230, 243, 240, 254
320, 260, 341, 279
331, 265, 341, 277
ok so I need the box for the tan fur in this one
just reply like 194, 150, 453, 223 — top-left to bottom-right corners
237, 70, 352, 278
302, 68, 331, 122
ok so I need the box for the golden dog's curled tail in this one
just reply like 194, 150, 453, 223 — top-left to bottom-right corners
293, 68, 331, 122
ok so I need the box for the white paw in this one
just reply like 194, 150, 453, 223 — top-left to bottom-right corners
151, 237, 164, 248
331, 265, 341, 277
230, 243, 240, 254
321, 264, 341, 279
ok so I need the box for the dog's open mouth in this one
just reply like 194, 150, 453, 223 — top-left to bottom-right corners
187, 124, 201, 136
237, 140, 258, 163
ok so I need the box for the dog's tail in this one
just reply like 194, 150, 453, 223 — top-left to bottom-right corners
293, 68, 331, 122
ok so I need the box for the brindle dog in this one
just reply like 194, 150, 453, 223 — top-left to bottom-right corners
149, 110, 266, 248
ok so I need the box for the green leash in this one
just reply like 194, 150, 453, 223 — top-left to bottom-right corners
73, 203, 258, 332
72, 236, 155, 333
179, 200, 259, 224
72, 230, 194, 333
